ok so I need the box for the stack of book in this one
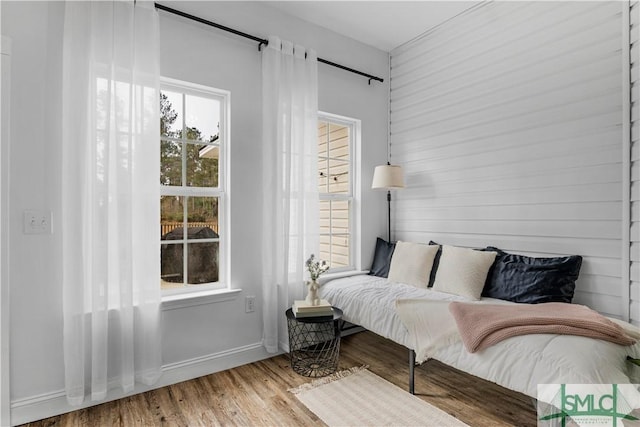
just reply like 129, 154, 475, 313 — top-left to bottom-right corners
292, 299, 334, 318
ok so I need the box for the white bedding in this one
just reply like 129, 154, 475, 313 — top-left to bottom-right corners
319, 275, 640, 398
319, 275, 506, 347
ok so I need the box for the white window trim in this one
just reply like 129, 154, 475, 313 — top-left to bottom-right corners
318, 111, 361, 273
162, 288, 241, 311
160, 77, 231, 299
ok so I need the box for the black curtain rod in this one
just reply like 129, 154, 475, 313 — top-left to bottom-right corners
154, 3, 384, 85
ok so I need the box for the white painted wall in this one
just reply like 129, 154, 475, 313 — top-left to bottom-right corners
3, 4, 65, 420
390, 1, 632, 319
2, 1, 388, 424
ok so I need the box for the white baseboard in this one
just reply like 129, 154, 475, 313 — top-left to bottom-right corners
10, 342, 280, 426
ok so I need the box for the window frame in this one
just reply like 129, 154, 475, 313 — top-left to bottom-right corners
160, 77, 230, 296
318, 111, 361, 274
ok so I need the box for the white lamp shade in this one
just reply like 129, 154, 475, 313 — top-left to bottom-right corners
371, 164, 405, 189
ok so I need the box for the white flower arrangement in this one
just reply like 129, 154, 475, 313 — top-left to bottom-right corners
305, 254, 330, 281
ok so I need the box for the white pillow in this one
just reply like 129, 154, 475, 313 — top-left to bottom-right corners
387, 241, 439, 288
432, 245, 497, 300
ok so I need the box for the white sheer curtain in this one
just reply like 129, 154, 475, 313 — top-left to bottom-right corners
262, 36, 319, 352
61, 1, 162, 405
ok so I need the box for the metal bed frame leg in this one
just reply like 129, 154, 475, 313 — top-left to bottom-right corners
409, 349, 415, 394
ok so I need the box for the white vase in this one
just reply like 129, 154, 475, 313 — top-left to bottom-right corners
305, 280, 320, 306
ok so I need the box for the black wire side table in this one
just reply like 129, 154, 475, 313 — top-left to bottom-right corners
285, 307, 343, 378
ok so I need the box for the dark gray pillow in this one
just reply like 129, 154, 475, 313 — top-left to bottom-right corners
427, 241, 441, 287
369, 238, 395, 278
482, 246, 582, 304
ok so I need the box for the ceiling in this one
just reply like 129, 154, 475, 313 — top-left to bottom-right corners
265, 1, 479, 52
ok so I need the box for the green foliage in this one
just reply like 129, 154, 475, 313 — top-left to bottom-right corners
160, 92, 177, 137
159, 94, 219, 188
160, 92, 220, 225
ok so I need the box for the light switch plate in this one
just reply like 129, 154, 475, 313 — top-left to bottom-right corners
23, 210, 52, 234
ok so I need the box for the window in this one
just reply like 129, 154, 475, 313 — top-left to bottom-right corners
318, 113, 359, 271
160, 78, 229, 293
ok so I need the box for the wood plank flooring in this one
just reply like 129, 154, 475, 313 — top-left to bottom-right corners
21, 331, 537, 426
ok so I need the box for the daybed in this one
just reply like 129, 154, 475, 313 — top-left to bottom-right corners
318, 241, 640, 399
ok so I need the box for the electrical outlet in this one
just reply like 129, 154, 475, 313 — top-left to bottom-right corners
245, 296, 255, 313
23, 210, 52, 234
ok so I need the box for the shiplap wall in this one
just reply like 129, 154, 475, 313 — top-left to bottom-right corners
631, 0, 639, 323
390, 1, 631, 319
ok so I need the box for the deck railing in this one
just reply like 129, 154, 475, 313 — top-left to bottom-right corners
161, 221, 218, 236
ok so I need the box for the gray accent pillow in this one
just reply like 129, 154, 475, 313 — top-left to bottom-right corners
368, 237, 395, 278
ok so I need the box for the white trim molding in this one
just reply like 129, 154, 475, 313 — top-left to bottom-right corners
628, 0, 640, 324
10, 342, 276, 425
621, 0, 632, 322
1, 34, 12, 427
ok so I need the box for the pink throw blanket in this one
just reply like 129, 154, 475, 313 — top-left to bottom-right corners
449, 302, 636, 353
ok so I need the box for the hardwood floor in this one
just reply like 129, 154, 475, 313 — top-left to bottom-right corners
22, 331, 537, 426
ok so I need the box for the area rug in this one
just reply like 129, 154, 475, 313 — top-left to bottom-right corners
289, 366, 469, 426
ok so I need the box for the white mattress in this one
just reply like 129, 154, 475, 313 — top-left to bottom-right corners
319, 274, 640, 398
